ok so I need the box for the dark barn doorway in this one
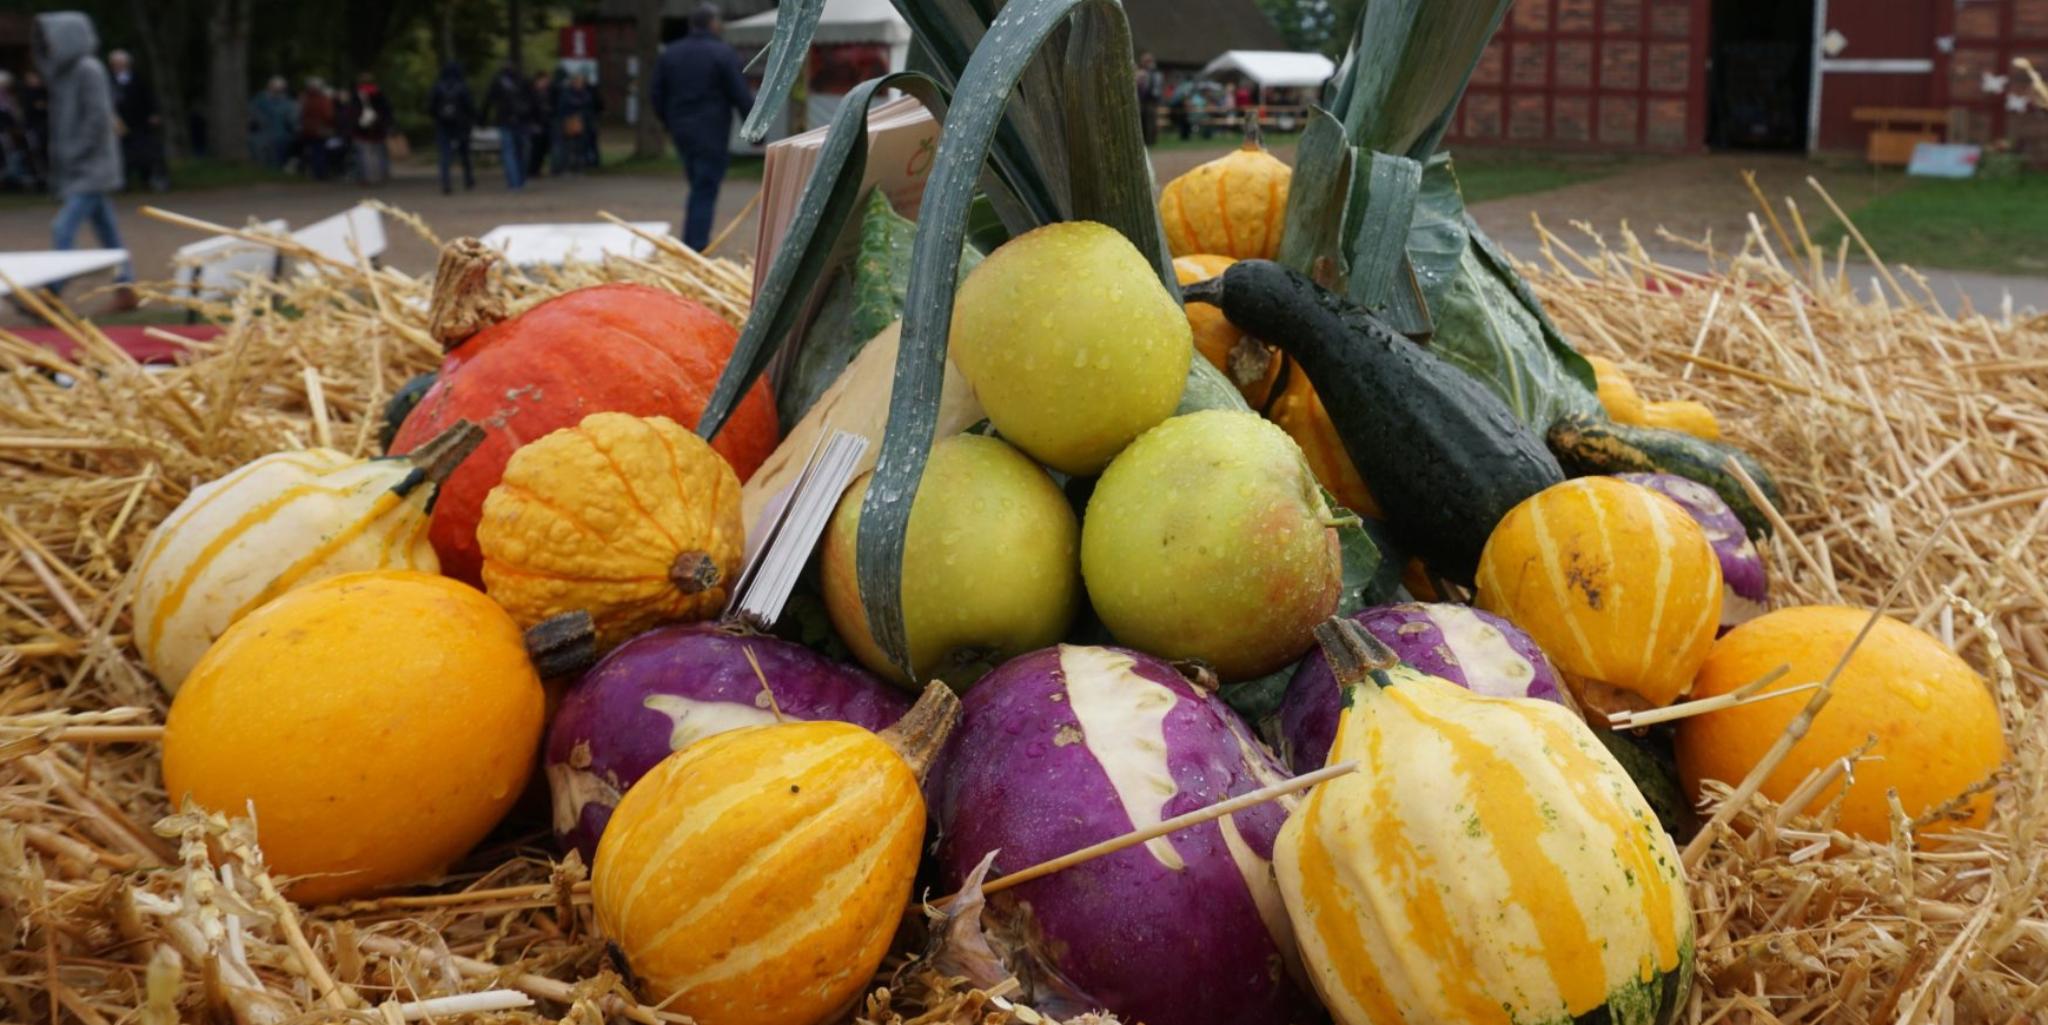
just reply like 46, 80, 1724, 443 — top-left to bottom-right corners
1708, 0, 1816, 149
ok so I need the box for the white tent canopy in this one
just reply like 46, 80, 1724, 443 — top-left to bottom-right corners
1199, 50, 1336, 90
725, 0, 911, 47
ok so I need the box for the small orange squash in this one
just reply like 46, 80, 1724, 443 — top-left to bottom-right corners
594, 683, 959, 1025
1174, 254, 1281, 407
161, 571, 545, 904
1268, 368, 1382, 519
1475, 477, 1723, 711
1158, 130, 1292, 261
1677, 606, 2006, 839
478, 413, 744, 648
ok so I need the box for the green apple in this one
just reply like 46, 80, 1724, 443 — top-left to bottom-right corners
1081, 410, 1343, 681
949, 221, 1192, 475
821, 433, 1080, 689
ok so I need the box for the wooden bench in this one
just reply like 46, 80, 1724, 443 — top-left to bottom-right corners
1852, 107, 1947, 166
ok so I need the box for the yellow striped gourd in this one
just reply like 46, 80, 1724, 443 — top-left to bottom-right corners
1474, 477, 1722, 712
593, 683, 959, 1025
132, 422, 482, 692
1275, 619, 1694, 1025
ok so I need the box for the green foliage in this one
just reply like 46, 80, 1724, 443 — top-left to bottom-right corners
1810, 173, 2048, 277
1252, 0, 1367, 57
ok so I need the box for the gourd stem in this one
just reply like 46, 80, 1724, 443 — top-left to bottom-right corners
668, 551, 723, 594
397, 420, 486, 495
427, 238, 512, 351
1242, 118, 1263, 151
525, 610, 598, 680
1311, 617, 1401, 694
880, 681, 961, 782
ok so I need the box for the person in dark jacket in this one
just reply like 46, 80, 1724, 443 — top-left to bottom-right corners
297, 76, 335, 180
480, 64, 531, 190
342, 71, 393, 185
427, 62, 476, 194
526, 70, 554, 179
555, 72, 595, 175
34, 11, 133, 300
107, 48, 165, 191
651, 3, 754, 251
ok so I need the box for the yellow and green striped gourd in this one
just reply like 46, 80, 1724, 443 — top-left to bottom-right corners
132, 422, 481, 691
1275, 618, 1694, 1025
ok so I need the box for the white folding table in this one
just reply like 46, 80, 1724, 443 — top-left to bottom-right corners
478, 222, 671, 268
0, 249, 131, 295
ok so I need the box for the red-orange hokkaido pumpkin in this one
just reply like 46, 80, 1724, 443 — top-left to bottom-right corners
392, 283, 778, 585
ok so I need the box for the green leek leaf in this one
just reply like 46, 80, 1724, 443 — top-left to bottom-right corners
1274, 107, 1353, 289
738, 0, 829, 144
1342, 150, 1429, 335
857, 0, 1163, 677
698, 72, 950, 441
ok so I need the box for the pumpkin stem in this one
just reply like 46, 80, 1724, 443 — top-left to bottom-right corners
525, 610, 598, 679
394, 420, 485, 498
427, 238, 511, 351
880, 681, 961, 782
668, 551, 723, 594
1242, 118, 1264, 151
1312, 617, 1401, 695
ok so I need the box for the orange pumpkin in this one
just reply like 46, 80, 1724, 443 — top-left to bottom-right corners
392, 257, 777, 586
1676, 606, 2006, 838
594, 684, 958, 1025
1268, 368, 1382, 519
1475, 477, 1722, 711
479, 413, 744, 648
1158, 132, 1292, 261
1174, 254, 1281, 407
162, 571, 545, 903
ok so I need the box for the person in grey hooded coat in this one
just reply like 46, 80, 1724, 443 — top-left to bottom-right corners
34, 11, 132, 295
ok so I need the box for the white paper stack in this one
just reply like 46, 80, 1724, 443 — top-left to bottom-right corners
726, 429, 870, 628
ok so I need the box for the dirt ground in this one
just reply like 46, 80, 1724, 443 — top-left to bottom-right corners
3, 144, 2041, 320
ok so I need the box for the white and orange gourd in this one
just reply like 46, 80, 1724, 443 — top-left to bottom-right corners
1275, 618, 1694, 1025
132, 422, 483, 691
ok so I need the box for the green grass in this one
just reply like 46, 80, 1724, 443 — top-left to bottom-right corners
1446, 150, 1639, 205
1811, 172, 2048, 276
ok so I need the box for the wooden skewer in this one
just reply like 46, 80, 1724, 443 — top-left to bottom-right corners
931, 760, 1358, 907
1607, 665, 1799, 729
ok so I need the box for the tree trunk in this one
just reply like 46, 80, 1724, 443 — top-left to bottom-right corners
508, 0, 525, 72
206, 0, 253, 163
128, 0, 191, 158
632, 0, 665, 158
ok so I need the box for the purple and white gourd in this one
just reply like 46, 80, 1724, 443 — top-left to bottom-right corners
1618, 472, 1769, 633
1276, 602, 1565, 773
936, 645, 1318, 1025
544, 623, 908, 858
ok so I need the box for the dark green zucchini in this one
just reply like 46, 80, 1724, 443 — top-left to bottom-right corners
1181, 260, 1564, 585
379, 371, 439, 453
1545, 411, 1782, 540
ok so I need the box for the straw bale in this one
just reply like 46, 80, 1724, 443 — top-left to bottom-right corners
0, 187, 2041, 1024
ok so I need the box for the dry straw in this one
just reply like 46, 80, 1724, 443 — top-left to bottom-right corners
0, 180, 2042, 1023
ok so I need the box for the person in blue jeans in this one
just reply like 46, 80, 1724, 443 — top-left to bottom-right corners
481, 63, 531, 191
34, 11, 133, 305
651, 4, 754, 251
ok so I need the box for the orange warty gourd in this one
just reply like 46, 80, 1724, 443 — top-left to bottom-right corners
1269, 369, 1383, 519
1676, 606, 2006, 839
1475, 477, 1723, 711
1158, 132, 1292, 261
391, 257, 777, 586
478, 413, 743, 648
594, 684, 959, 1025
161, 571, 545, 904
1173, 254, 1281, 407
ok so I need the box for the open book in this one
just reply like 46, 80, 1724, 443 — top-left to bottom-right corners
725, 429, 870, 629
751, 95, 940, 297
